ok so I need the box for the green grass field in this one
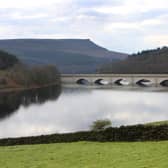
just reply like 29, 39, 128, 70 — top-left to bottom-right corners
145, 120, 168, 126
0, 141, 168, 168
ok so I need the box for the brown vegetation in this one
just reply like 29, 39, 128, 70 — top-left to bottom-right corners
0, 64, 61, 90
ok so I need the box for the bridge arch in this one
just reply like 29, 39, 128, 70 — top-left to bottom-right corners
95, 79, 109, 85
76, 79, 89, 85
136, 79, 153, 87
114, 79, 130, 86
114, 79, 123, 86
160, 80, 168, 87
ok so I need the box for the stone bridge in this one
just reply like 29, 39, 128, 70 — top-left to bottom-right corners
61, 74, 168, 87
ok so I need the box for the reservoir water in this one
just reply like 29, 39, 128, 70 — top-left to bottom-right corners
0, 85, 168, 138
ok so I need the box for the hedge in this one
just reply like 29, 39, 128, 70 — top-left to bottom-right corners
0, 125, 168, 146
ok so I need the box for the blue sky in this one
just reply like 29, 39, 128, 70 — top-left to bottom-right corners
0, 0, 168, 53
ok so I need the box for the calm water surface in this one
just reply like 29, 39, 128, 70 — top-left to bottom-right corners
0, 85, 168, 138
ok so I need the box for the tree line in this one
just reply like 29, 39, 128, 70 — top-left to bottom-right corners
98, 47, 168, 74
0, 49, 61, 88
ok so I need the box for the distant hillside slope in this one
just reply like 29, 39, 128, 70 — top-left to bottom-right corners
0, 50, 19, 69
98, 47, 168, 74
0, 39, 127, 73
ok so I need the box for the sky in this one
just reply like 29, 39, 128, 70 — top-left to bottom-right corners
0, 0, 168, 53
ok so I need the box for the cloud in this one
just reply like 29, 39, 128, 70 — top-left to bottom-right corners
10, 13, 48, 20
94, 0, 168, 15
0, 0, 168, 53
104, 18, 163, 33
145, 35, 168, 46
0, 0, 62, 8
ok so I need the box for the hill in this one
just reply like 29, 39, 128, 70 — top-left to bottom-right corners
98, 47, 168, 74
0, 50, 19, 70
0, 39, 127, 73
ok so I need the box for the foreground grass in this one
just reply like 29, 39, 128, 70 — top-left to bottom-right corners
145, 120, 168, 126
0, 141, 168, 168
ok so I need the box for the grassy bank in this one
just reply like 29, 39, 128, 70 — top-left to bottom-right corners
146, 120, 168, 126
0, 141, 167, 168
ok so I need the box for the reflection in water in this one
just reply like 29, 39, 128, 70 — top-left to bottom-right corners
0, 87, 168, 138
0, 85, 61, 120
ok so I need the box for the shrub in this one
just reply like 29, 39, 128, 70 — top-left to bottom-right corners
90, 119, 112, 131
